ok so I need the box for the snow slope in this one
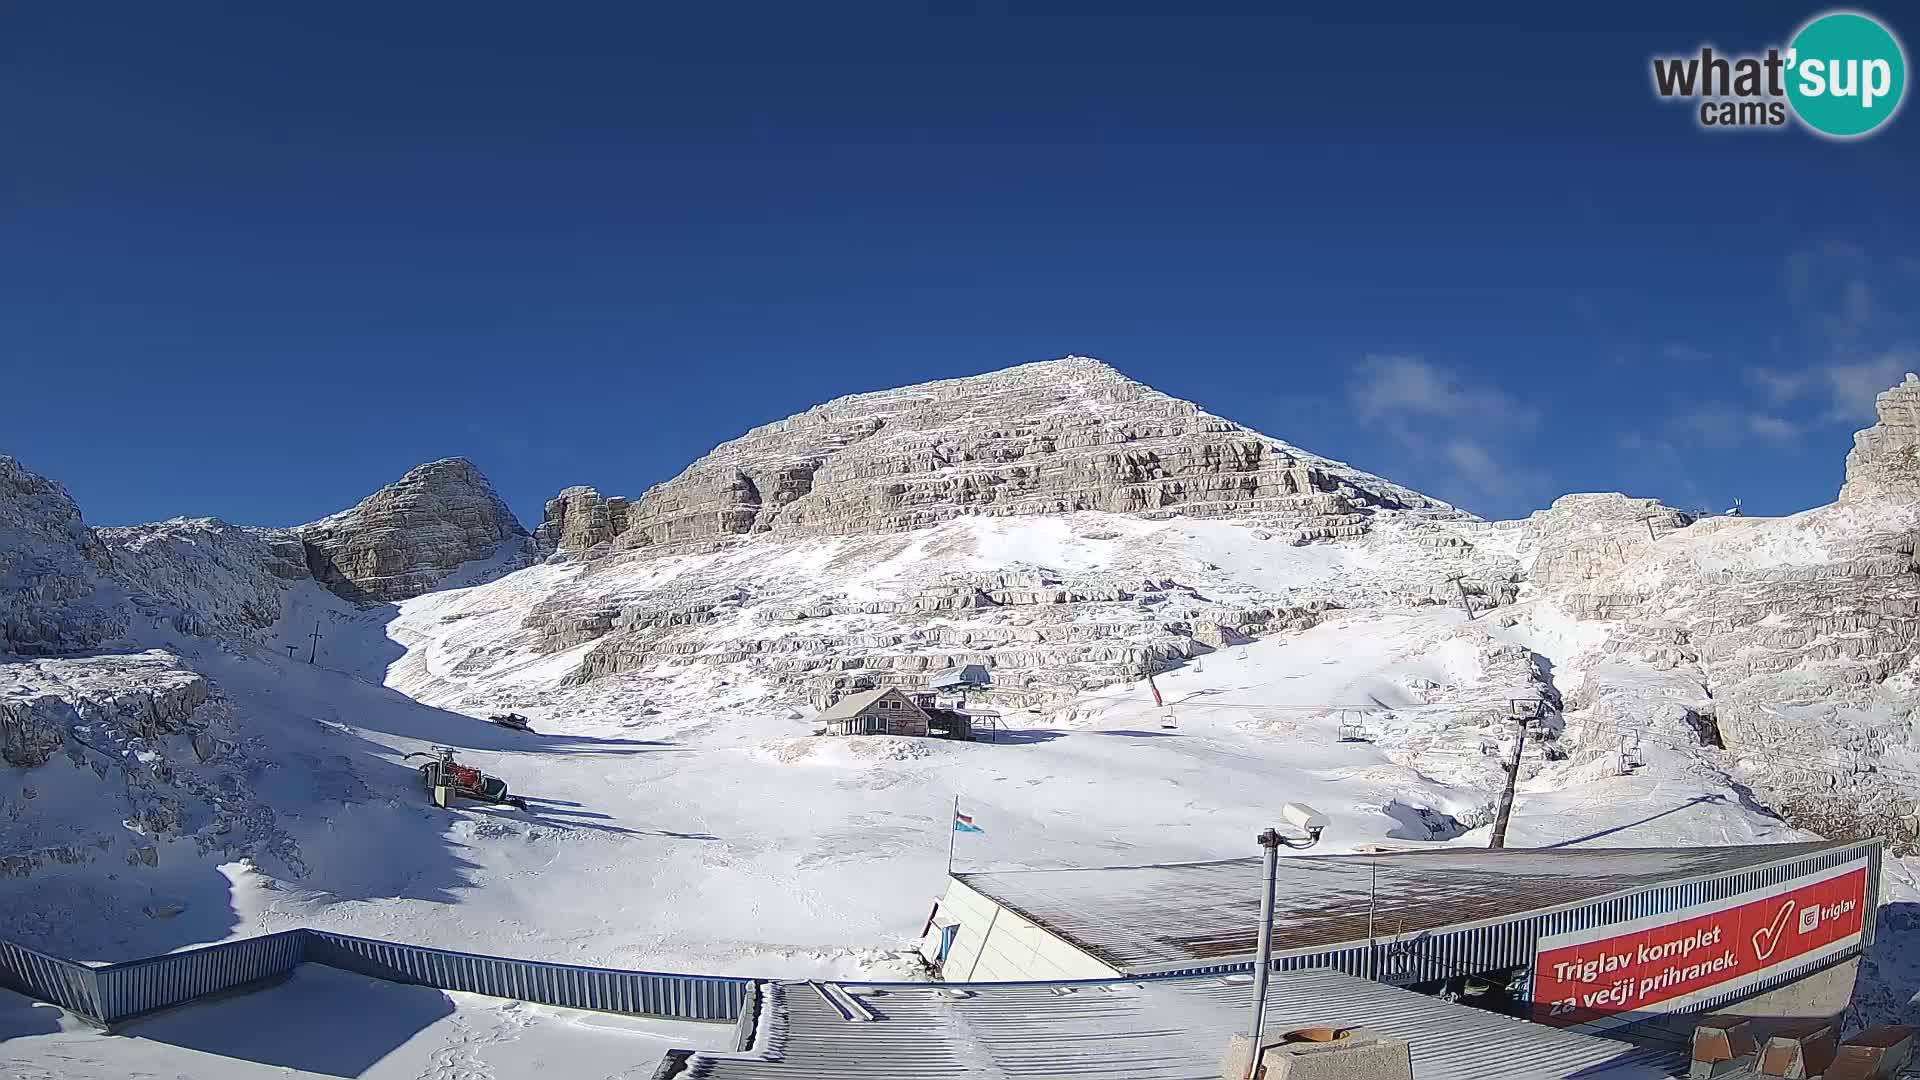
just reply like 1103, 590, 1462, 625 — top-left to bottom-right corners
5, 359, 1919, 1057
12, 520, 1827, 982
0, 966, 729, 1079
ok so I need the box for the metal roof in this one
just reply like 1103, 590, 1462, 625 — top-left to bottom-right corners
676, 968, 1681, 1079
817, 688, 916, 722
956, 841, 1844, 973
930, 664, 992, 689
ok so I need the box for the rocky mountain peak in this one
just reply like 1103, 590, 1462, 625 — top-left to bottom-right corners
1840, 371, 1920, 503
0, 456, 127, 655
298, 457, 530, 602
537, 356, 1451, 558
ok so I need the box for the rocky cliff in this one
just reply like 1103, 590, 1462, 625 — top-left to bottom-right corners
479, 359, 1514, 708
0, 453, 535, 906
1534, 376, 1920, 848
299, 457, 531, 602
0, 456, 126, 655
535, 358, 1453, 558
99, 517, 311, 640
1841, 372, 1920, 503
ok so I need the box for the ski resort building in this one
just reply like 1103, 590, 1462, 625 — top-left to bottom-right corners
928, 663, 992, 691
816, 687, 931, 736
920, 840, 1881, 1036
671, 967, 1682, 1079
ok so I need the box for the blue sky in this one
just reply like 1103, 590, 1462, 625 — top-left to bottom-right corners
3, 2, 1915, 527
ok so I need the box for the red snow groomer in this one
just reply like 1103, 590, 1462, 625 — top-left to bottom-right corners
405, 747, 528, 811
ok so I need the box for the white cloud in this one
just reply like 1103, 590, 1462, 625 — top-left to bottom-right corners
1768, 246, 1919, 423
1673, 406, 1801, 449
1660, 343, 1713, 364
1743, 350, 1915, 424
1823, 352, 1914, 423
1442, 440, 1503, 494
1618, 430, 1678, 457
1744, 367, 1810, 403
1349, 355, 1540, 429
1343, 354, 1546, 514
1745, 414, 1800, 442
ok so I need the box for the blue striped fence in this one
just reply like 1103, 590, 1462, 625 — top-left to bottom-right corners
0, 928, 751, 1029
0, 937, 103, 1022
304, 930, 752, 1021
0, 839, 1883, 1031
93, 929, 307, 1025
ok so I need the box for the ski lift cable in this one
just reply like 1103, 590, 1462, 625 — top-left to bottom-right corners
1158, 698, 1541, 713
1571, 713, 1913, 777
1569, 716, 1920, 786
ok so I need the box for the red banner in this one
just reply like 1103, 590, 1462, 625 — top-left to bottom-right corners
1532, 863, 1868, 1028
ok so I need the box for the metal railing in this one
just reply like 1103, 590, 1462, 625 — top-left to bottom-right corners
1, 840, 1883, 1032
0, 937, 103, 1022
93, 930, 307, 1026
306, 930, 751, 1021
0, 927, 751, 1030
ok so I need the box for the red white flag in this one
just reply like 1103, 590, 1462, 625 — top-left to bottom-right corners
1147, 672, 1163, 708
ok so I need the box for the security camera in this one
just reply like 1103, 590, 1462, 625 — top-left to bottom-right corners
1282, 803, 1328, 835
1261, 803, 1328, 849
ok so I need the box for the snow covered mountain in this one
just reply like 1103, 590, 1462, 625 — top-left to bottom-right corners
1, 356, 1915, 1023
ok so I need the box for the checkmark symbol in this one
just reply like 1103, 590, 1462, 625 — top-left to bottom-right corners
1752, 900, 1795, 961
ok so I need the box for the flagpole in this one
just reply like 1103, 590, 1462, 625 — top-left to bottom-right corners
947, 795, 958, 875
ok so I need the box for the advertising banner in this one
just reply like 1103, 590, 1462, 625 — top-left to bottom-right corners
1532, 858, 1868, 1029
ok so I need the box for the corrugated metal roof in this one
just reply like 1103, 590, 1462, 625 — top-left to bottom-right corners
677, 968, 1681, 1079
957, 841, 1843, 973
930, 665, 991, 689
817, 688, 898, 721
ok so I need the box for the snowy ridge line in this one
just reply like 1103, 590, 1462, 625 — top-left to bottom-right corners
0, 926, 753, 1029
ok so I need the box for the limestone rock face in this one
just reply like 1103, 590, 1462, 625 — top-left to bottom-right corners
0, 456, 126, 655
99, 518, 311, 639
535, 486, 632, 557
1532, 390, 1920, 847
1841, 372, 1920, 503
1523, 493, 1695, 590
299, 457, 531, 602
559, 358, 1451, 558
0, 651, 300, 883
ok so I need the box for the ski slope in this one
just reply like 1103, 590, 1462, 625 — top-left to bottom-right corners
9, 565, 1828, 984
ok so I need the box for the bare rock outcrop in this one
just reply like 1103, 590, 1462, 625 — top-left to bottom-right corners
553, 358, 1454, 559
1535, 376, 1920, 849
299, 457, 531, 602
535, 486, 632, 557
0, 455, 126, 655
1841, 371, 1920, 503
1523, 493, 1694, 589
99, 517, 311, 639
0, 651, 300, 879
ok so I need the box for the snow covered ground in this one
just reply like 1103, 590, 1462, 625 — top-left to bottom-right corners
6, 437, 1919, 1080
5, 567, 1837, 981
0, 965, 731, 1079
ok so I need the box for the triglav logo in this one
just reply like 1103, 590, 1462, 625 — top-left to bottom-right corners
1651, 9, 1907, 137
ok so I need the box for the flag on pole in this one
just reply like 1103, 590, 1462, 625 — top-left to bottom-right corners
952, 810, 984, 834
1146, 672, 1163, 708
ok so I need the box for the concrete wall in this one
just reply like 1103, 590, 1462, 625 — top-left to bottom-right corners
1624, 956, 1861, 1047
1728, 955, 1860, 1020
934, 878, 1122, 983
